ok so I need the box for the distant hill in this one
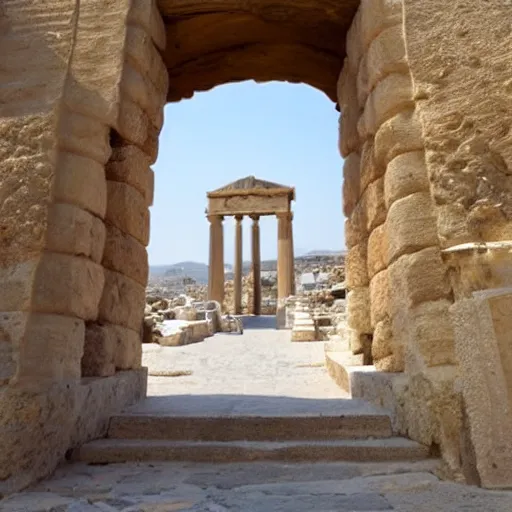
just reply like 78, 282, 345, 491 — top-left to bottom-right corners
149, 262, 206, 283
303, 250, 345, 257
150, 250, 344, 282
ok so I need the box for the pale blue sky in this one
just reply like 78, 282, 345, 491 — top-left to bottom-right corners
148, 81, 345, 265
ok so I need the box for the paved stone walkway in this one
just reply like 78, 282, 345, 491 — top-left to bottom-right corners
5, 460, 512, 511
4, 317, 512, 509
135, 315, 369, 417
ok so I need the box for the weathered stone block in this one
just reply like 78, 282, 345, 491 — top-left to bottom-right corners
386, 192, 438, 263
469, 206, 512, 244
54, 152, 107, 218
0, 115, 54, 269
436, 203, 473, 249
384, 151, 429, 208
98, 269, 145, 332
17, 314, 85, 382
388, 247, 451, 312
356, 50, 369, 110
360, 139, 385, 192
360, 0, 403, 50
82, 322, 141, 373
370, 269, 390, 327
346, 242, 369, 288
337, 64, 362, 157
46, 203, 106, 264
32, 254, 104, 321
345, 199, 368, 248
58, 108, 111, 165
347, 329, 369, 356
345, 10, 362, 74
158, 330, 185, 347
342, 152, 361, 217
367, 223, 388, 278
364, 177, 386, 232
0, 260, 38, 312
142, 122, 160, 164
117, 98, 150, 148
362, 24, 407, 102
359, 73, 413, 138
121, 63, 166, 130
0, 312, 26, 383
374, 354, 401, 372
450, 291, 512, 487
124, 26, 169, 94
411, 300, 456, 367
106, 145, 154, 205
82, 323, 116, 377
347, 287, 372, 334
62, 0, 134, 127
102, 222, 148, 286
114, 324, 142, 370
374, 109, 424, 167
372, 317, 393, 361
105, 181, 150, 246
128, 0, 166, 50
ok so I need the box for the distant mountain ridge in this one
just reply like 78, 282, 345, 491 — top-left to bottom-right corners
149, 250, 345, 282
302, 249, 345, 257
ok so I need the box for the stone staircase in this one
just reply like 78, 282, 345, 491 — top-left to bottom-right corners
73, 409, 433, 464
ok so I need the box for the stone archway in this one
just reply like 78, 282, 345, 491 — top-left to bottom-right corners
1, 0, 511, 494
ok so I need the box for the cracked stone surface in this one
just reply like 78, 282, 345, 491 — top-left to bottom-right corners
3, 460, 512, 511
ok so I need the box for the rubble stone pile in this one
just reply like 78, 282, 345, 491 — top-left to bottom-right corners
143, 295, 243, 347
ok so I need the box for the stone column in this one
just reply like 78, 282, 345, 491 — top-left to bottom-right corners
234, 215, 243, 315
208, 215, 225, 305
289, 212, 296, 295
277, 212, 292, 328
251, 215, 261, 316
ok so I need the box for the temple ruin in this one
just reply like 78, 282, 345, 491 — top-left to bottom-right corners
1, 0, 511, 496
206, 176, 295, 324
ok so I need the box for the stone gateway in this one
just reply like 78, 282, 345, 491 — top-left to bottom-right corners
0, 0, 511, 494
206, 176, 296, 326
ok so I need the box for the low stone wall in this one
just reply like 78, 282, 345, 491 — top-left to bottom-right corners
0, 369, 146, 495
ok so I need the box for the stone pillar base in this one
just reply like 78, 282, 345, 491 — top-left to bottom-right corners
276, 299, 291, 330
276, 307, 287, 330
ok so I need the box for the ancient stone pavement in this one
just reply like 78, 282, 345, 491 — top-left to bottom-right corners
140, 315, 349, 413
4, 317, 512, 510
5, 460, 512, 511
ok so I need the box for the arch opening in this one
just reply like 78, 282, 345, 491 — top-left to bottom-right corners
158, 0, 361, 102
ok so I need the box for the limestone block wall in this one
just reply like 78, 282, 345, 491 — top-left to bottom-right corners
401, 0, 512, 488
342, 0, 458, 374
82, 1, 168, 378
0, 0, 166, 494
340, 0, 461, 476
0, 0, 81, 392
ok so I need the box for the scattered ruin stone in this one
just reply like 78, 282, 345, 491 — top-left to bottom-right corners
220, 315, 244, 335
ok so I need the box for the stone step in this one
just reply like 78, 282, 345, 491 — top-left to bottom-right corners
107, 414, 393, 441
325, 351, 373, 394
74, 437, 432, 464
293, 319, 315, 326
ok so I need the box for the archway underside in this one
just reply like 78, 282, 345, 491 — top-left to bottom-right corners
158, 0, 361, 101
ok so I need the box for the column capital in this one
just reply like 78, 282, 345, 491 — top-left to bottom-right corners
234, 214, 244, 222
207, 214, 223, 224
276, 211, 293, 221
250, 214, 260, 223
